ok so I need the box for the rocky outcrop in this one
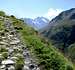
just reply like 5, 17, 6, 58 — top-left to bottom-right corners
0, 17, 40, 70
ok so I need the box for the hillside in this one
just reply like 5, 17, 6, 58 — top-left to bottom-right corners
40, 8, 75, 63
0, 11, 74, 70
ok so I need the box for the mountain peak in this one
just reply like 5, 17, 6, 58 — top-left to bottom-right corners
50, 8, 75, 23
69, 8, 75, 11
23, 17, 49, 30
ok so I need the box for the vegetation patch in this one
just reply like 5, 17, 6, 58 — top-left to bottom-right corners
11, 18, 74, 70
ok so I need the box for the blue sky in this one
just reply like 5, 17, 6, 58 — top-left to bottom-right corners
0, 0, 75, 20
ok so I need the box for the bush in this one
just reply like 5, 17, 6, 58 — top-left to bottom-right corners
15, 56, 24, 70
11, 16, 74, 70
66, 65, 73, 70
0, 21, 4, 30
0, 11, 5, 16
10, 15, 16, 18
0, 47, 8, 52
68, 43, 75, 62
2, 52, 8, 59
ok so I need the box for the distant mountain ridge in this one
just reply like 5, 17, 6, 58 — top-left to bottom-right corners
40, 8, 75, 62
40, 8, 75, 32
22, 17, 49, 30
51, 8, 75, 22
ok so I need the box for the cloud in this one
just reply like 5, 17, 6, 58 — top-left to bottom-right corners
44, 8, 63, 20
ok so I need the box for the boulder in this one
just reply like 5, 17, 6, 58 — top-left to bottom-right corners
23, 65, 29, 70
0, 65, 5, 69
0, 42, 8, 45
2, 59, 15, 65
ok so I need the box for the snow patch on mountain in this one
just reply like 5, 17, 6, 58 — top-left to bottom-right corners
23, 17, 49, 30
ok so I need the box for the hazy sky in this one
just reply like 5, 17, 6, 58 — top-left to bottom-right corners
0, 0, 75, 20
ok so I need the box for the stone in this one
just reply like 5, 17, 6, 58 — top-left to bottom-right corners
29, 64, 37, 70
0, 65, 5, 69
23, 51, 30, 58
23, 65, 29, 70
8, 65, 15, 70
2, 59, 15, 65
10, 40, 20, 45
1, 36, 6, 39
8, 48, 14, 53
10, 57, 18, 60
25, 59, 31, 65
0, 41, 8, 45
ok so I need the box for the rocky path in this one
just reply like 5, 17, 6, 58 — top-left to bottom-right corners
0, 18, 40, 70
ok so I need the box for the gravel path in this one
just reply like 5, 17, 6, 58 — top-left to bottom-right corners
0, 18, 40, 70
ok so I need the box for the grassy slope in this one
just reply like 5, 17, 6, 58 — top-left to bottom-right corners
41, 19, 75, 64
9, 17, 75, 70
0, 12, 74, 69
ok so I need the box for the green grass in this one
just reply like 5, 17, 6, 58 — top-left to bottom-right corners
0, 10, 74, 70
11, 17, 75, 70
0, 20, 4, 30
0, 14, 74, 69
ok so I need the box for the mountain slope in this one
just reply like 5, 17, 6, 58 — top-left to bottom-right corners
0, 11, 40, 70
23, 17, 49, 30
40, 8, 75, 62
11, 17, 74, 70
0, 11, 74, 70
